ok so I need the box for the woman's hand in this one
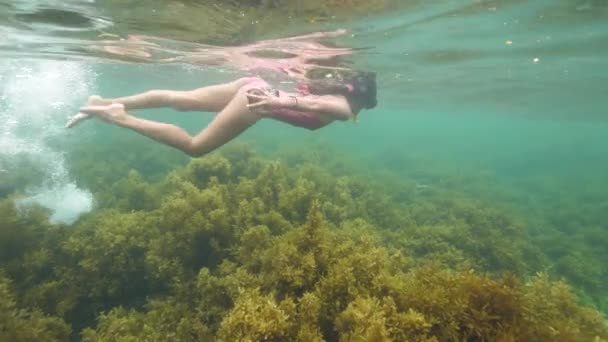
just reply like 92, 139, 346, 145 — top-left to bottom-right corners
246, 89, 290, 115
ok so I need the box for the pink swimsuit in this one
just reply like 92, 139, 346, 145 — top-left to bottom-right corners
266, 107, 326, 130
243, 77, 327, 130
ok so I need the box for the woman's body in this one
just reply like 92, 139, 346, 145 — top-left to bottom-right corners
67, 72, 377, 157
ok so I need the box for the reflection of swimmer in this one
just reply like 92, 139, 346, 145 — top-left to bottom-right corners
91, 29, 358, 80
88, 34, 161, 61
169, 29, 355, 79
66, 70, 377, 158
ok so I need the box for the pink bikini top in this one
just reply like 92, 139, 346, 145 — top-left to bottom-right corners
265, 83, 327, 130
267, 107, 326, 130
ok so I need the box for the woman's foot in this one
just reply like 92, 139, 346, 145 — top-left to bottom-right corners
78, 103, 129, 125
65, 96, 112, 128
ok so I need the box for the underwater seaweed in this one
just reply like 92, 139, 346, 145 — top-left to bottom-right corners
0, 274, 71, 342
1, 144, 607, 341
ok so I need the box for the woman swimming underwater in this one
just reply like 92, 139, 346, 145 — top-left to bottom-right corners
66, 70, 377, 157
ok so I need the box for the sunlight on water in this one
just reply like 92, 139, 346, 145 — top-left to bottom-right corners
0, 60, 94, 223
16, 182, 93, 224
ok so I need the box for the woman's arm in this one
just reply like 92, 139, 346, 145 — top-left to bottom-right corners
247, 93, 354, 121
281, 96, 354, 121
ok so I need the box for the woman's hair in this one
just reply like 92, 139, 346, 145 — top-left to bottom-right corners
305, 70, 378, 110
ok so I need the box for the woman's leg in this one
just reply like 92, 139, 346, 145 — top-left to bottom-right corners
106, 77, 257, 112
66, 77, 259, 128
79, 89, 260, 157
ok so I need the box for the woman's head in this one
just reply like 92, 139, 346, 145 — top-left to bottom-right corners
305, 70, 378, 110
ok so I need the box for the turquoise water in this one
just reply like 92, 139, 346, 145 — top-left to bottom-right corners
1, 0, 607, 340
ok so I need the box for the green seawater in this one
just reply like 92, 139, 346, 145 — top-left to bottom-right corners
1, 0, 607, 340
